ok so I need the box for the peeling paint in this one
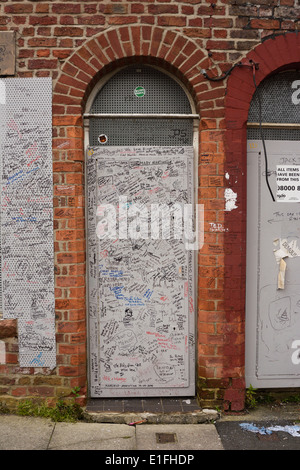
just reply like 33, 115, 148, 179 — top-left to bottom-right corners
274, 238, 300, 264
224, 188, 238, 211
273, 238, 300, 289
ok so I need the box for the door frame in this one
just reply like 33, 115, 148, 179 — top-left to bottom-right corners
83, 63, 200, 398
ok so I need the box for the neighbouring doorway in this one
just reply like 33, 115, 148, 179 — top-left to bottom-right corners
246, 70, 300, 388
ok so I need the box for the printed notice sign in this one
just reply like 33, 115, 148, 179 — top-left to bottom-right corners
276, 165, 300, 202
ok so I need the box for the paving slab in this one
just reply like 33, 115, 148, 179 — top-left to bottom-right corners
48, 422, 136, 450
0, 415, 54, 450
135, 424, 224, 450
2, 403, 299, 451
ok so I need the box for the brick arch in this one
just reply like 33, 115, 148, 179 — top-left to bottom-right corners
52, 25, 210, 403
53, 25, 210, 117
226, 32, 300, 133
221, 32, 300, 410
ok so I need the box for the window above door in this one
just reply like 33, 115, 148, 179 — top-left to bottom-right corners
86, 65, 198, 147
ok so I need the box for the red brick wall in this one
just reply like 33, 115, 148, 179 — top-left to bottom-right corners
0, 0, 299, 411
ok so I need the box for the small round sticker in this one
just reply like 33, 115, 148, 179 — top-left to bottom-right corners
134, 86, 145, 98
98, 134, 108, 144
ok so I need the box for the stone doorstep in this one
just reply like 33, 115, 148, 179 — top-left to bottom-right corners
83, 409, 220, 425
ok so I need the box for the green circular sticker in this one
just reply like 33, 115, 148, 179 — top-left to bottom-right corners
134, 86, 145, 98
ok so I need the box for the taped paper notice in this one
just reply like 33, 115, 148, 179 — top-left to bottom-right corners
274, 238, 300, 263
274, 238, 300, 289
277, 165, 300, 202
278, 258, 286, 290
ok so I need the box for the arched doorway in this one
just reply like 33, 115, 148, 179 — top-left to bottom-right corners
246, 69, 300, 388
84, 64, 199, 398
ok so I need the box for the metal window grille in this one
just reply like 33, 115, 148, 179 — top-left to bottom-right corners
88, 65, 194, 147
248, 70, 300, 141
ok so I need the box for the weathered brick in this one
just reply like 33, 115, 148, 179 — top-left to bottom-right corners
29, 16, 57, 26
5, 4, 33, 14
108, 15, 138, 25
0, 320, 17, 339
148, 5, 178, 14
52, 4, 81, 14
78, 15, 105, 25
250, 18, 281, 29
158, 16, 186, 26
28, 59, 57, 69
54, 27, 84, 37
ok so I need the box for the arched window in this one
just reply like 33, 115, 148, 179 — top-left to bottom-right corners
85, 64, 197, 147
248, 70, 300, 141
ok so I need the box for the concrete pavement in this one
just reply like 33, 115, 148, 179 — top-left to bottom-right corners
1, 403, 300, 451
0, 414, 223, 450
